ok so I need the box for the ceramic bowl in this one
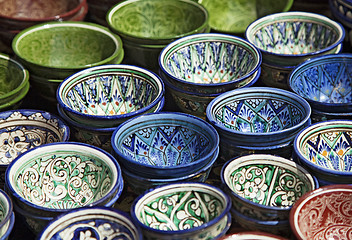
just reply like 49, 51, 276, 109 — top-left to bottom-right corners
329, 0, 352, 47
310, 108, 352, 123
131, 182, 232, 240
159, 33, 262, 95
293, 120, 352, 184
289, 53, 352, 114
198, 0, 293, 34
37, 207, 143, 239
12, 21, 124, 79
245, 11, 345, 68
206, 87, 312, 150
0, 189, 13, 239
57, 64, 165, 128
221, 154, 318, 221
5, 142, 124, 218
106, 0, 209, 70
123, 147, 218, 194
218, 231, 289, 240
290, 184, 352, 240
111, 112, 219, 179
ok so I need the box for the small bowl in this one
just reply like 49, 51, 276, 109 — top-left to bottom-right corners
111, 112, 219, 179
131, 182, 232, 240
12, 21, 124, 79
219, 231, 289, 240
221, 154, 318, 221
5, 142, 124, 218
293, 120, 352, 184
290, 184, 352, 240
289, 53, 352, 113
37, 207, 143, 239
206, 87, 312, 149
0, 189, 13, 239
57, 64, 165, 128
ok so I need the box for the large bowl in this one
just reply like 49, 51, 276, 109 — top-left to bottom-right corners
111, 112, 219, 179
289, 53, 352, 114
12, 21, 124, 79
293, 120, 352, 184
5, 142, 124, 218
57, 64, 165, 128
221, 154, 318, 221
290, 184, 352, 240
131, 182, 232, 240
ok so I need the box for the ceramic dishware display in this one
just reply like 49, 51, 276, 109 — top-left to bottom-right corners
57, 64, 165, 128
329, 0, 352, 47
206, 87, 311, 160
219, 231, 289, 240
159, 33, 262, 118
246, 11, 345, 89
37, 207, 143, 240
0, 189, 14, 240
111, 112, 219, 179
221, 154, 318, 221
131, 182, 232, 240
293, 120, 352, 185
290, 184, 352, 240
106, 0, 210, 70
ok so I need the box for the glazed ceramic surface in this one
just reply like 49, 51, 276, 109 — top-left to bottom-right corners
245, 11, 345, 67
57, 64, 164, 128
219, 231, 289, 240
0, 189, 13, 238
5, 142, 123, 217
294, 120, 352, 184
111, 112, 219, 178
290, 184, 352, 240
221, 154, 318, 221
159, 33, 262, 95
38, 207, 143, 240
289, 53, 352, 113
131, 182, 232, 240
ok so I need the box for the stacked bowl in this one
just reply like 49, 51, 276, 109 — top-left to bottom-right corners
111, 112, 220, 194
289, 53, 352, 122
56, 64, 165, 152
0, 0, 88, 54
329, 0, 352, 47
159, 33, 262, 119
12, 21, 124, 103
0, 189, 15, 240
246, 11, 345, 90
106, 0, 210, 71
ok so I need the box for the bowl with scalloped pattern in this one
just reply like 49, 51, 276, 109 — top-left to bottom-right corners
131, 182, 232, 240
293, 120, 352, 185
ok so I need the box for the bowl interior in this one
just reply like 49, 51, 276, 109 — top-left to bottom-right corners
13, 22, 121, 69
7, 143, 119, 210
61, 67, 163, 117
247, 13, 342, 55
108, 0, 208, 41
161, 34, 260, 85
290, 55, 352, 105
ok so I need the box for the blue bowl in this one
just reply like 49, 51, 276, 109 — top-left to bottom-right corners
111, 112, 219, 178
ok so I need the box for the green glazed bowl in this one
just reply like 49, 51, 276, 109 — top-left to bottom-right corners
12, 21, 124, 79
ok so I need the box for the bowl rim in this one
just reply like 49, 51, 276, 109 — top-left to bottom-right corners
111, 111, 220, 173
12, 21, 124, 70
221, 154, 319, 212
0, 81, 30, 111
217, 230, 289, 240
294, 119, 352, 176
56, 64, 165, 122
289, 184, 352, 240
245, 11, 345, 58
205, 86, 312, 137
158, 33, 262, 88
5, 141, 123, 213
130, 182, 232, 235
288, 53, 352, 110
106, 0, 209, 43
0, 189, 13, 233
37, 206, 143, 240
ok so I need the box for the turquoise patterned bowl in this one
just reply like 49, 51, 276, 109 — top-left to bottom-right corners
37, 207, 143, 240
57, 64, 165, 128
0, 189, 14, 239
289, 53, 352, 114
293, 120, 352, 185
5, 142, 124, 218
221, 154, 318, 221
111, 112, 219, 179
131, 182, 232, 240
12, 21, 124, 79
